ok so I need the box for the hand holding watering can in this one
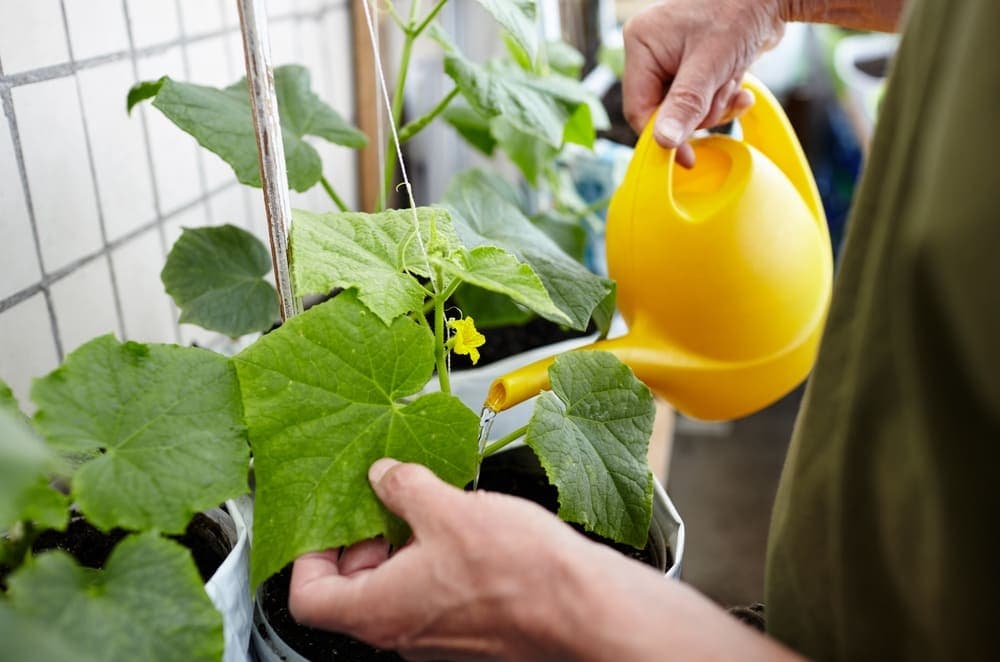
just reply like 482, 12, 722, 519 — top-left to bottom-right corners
488, 75, 833, 421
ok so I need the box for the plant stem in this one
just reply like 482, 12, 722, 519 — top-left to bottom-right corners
381, 0, 451, 207
412, 0, 449, 38
320, 175, 349, 212
434, 294, 451, 394
483, 425, 528, 456
398, 87, 459, 143
380, 0, 423, 208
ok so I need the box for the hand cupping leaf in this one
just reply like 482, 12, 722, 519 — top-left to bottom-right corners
234, 293, 480, 588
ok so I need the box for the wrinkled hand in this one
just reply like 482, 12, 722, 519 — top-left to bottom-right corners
623, 0, 786, 165
290, 459, 804, 661
288, 459, 623, 661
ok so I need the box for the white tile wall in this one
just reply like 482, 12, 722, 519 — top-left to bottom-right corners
1, 0, 360, 397
207, 183, 250, 228
178, 0, 227, 38
0, 295, 60, 410
125, 0, 181, 50
12, 77, 103, 273
111, 228, 177, 343
64, 0, 130, 61
137, 47, 205, 215
0, 0, 68, 74
0, 126, 40, 300
78, 61, 156, 241
49, 258, 119, 354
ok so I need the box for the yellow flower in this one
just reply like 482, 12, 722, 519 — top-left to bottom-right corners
447, 317, 486, 365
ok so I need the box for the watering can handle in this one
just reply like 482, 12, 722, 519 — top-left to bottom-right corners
630, 74, 825, 226
737, 75, 825, 224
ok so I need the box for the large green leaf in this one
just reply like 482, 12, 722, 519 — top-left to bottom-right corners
129, 65, 366, 192
443, 169, 613, 331
0, 602, 102, 662
475, 0, 538, 61
525, 351, 654, 548
161, 224, 278, 337
234, 293, 480, 587
6, 532, 223, 662
443, 52, 580, 149
437, 246, 569, 325
290, 206, 458, 324
31, 336, 249, 534
0, 386, 67, 532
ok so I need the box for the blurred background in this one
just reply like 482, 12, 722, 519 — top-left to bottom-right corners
0, 0, 896, 609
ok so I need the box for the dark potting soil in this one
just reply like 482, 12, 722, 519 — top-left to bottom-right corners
259, 447, 668, 661
26, 511, 232, 581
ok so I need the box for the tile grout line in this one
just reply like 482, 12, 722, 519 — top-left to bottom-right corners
121, 0, 182, 344
0, 64, 65, 361
0, 180, 243, 315
174, 0, 215, 227
0, 4, 348, 91
59, 0, 129, 342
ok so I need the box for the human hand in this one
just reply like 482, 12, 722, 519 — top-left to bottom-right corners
288, 458, 627, 661
622, 0, 785, 166
290, 458, 805, 661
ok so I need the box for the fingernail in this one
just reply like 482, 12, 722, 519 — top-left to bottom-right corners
655, 118, 685, 147
369, 458, 399, 484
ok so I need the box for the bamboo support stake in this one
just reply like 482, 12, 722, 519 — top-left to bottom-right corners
236, 0, 302, 321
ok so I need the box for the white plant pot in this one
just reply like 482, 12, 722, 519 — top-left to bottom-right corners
205, 496, 254, 662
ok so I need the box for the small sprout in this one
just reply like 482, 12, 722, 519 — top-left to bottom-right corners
447, 317, 486, 365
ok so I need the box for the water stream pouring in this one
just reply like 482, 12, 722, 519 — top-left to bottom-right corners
487, 75, 833, 421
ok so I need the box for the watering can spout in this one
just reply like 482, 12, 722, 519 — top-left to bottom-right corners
487, 74, 833, 422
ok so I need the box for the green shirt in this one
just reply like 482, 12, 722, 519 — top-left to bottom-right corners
765, 1, 1000, 659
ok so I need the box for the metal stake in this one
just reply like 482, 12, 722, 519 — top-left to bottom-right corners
236, 0, 302, 322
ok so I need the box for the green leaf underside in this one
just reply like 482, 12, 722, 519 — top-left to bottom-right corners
6, 533, 223, 662
234, 293, 480, 588
0, 405, 67, 532
526, 351, 655, 548
443, 170, 613, 331
161, 224, 278, 337
490, 117, 557, 185
545, 40, 585, 78
453, 285, 535, 329
139, 65, 366, 192
290, 206, 459, 323
30, 335, 249, 534
443, 102, 497, 155
475, 0, 538, 61
445, 53, 593, 149
437, 246, 569, 325
530, 209, 588, 263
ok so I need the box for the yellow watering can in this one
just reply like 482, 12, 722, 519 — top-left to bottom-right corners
486, 75, 833, 421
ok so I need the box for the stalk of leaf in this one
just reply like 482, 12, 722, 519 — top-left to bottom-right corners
381, 0, 450, 209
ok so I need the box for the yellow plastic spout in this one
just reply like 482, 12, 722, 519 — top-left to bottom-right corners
487, 75, 833, 421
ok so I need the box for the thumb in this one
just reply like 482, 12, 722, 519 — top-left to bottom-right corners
368, 459, 461, 531
653, 56, 725, 149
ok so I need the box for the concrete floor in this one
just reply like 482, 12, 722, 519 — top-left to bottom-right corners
665, 389, 803, 608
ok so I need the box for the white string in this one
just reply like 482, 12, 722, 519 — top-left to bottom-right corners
361, 0, 434, 287
372, 3, 385, 211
